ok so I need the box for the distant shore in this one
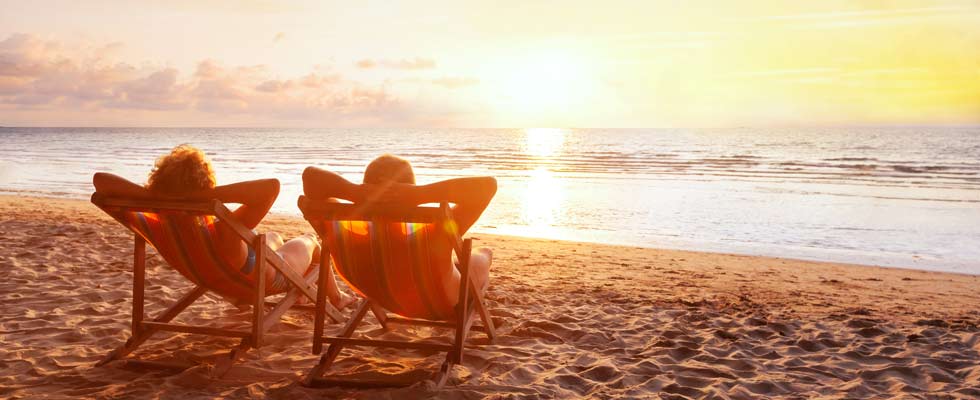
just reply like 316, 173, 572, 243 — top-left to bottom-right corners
1, 195, 978, 398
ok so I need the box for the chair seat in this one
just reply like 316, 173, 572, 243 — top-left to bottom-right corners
102, 208, 263, 301
319, 220, 458, 321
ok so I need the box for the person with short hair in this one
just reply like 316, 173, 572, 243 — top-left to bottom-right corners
303, 154, 497, 303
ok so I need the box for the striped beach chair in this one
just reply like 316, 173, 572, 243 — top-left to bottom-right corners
91, 192, 344, 376
298, 195, 496, 388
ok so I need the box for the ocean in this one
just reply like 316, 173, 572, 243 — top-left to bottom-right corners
1, 127, 978, 274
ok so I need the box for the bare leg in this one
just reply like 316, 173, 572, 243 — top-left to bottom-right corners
323, 264, 356, 309
273, 233, 316, 278
264, 232, 285, 250
468, 247, 493, 292
276, 233, 354, 309
444, 247, 493, 302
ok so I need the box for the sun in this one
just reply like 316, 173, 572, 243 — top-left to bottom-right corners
487, 49, 598, 120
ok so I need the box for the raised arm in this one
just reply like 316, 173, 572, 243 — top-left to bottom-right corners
303, 167, 496, 235
395, 177, 497, 234
93, 172, 278, 229
303, 163, 494, 306
93, 172, 153, 198
302, 166, 363, 202
205, 179, 279, 229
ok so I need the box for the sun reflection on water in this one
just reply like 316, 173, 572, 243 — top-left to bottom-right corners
520, 128, 567, 237
524, 127, 566, 158
523, 167, 564, 228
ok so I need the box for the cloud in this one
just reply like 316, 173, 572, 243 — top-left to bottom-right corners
299, 72, 341, 88
355, 57, 436, 70
255, 79, 291, 93
355, 59, 376, 69
0, 33, 60, 78
431, 77, 479, 89
398, 76, 480, 89
110, 68, 185, 110
0, 33, 433, 126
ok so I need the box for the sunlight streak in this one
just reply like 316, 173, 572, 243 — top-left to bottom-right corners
522, 167, 565, 234
520, 128, 567, 236
523, 128, 566, 159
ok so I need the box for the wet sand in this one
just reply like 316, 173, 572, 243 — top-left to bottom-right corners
1, 195, 978, 398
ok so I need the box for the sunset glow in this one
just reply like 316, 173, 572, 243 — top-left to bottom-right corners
488, 51, 598, 122
0, 1, 978, 127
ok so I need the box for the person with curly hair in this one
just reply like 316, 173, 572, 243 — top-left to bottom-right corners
93, 144, 353, 308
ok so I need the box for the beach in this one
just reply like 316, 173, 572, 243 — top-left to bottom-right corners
1, 194, 978, 399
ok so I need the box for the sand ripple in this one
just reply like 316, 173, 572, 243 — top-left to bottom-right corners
1, 196, 979, 399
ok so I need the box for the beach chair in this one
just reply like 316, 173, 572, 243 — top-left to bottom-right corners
91, 192, 345, 376
298, 195, 496, 388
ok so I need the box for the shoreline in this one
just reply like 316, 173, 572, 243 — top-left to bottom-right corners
4, 192, 976, 276
2, 194, 979, 398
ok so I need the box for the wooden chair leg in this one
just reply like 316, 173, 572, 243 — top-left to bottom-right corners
313, 255, 329, 355
308, 246, 344, 325
264, 269, 318, 334
132, 236, 146, 337
433, 358, 455, 388
304, 299, 370, 386
370, 303, 388, 329
451, 239, 473, 365
97, 285, 208, 366
452, 304, 478, 365
252, 235, 266, 348
469, 281, 496, 343
212, 339, 252, 377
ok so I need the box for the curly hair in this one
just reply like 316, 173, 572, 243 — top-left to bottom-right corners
364, 154, 415, 184
146, 144, 216, 194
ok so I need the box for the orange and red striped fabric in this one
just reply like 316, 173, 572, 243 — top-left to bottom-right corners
312, 220, 457, 321
101, 208, 263, 302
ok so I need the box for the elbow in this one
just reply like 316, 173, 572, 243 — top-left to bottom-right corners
92, 172, 105, 190
302, 166, 318, 181
266, 178, 281, 196
302, 166, 319, 193
92, 172, 113, 192
251, 178, 279, 203
481, 176, 498, 199
257, 178, 280, 209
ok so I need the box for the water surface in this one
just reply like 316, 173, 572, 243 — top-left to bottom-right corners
1, 127, 978, 274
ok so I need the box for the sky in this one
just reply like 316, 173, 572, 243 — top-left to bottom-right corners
0, 0, 978, 128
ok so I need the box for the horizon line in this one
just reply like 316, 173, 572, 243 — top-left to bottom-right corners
3, 123, 980, 130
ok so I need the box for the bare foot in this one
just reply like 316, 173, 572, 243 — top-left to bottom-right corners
330, 292, 357, 310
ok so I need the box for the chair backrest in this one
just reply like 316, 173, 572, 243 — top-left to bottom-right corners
92, 193, 261, 301
298, 195, 461, 321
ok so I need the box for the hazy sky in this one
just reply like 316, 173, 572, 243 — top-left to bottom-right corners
1, 0, 978, 127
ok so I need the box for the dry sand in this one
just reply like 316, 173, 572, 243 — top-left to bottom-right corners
1, 195, 978, 399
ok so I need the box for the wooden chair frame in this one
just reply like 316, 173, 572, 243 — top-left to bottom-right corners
91, 193, 345, 376
298, 196, 496, 388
